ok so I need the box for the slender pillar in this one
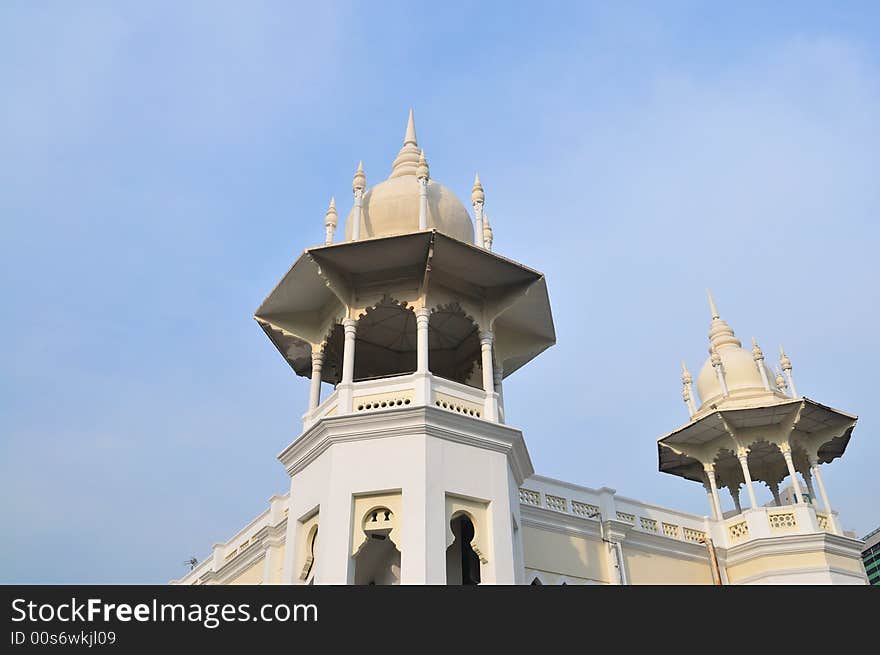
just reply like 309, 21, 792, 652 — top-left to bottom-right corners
681, 361, 697, 417
702, 479, 719, 520
729, 486, 742, 514
339, 318, 357, 412
703, 466, 724, 521
780, 346, 797, 397
493, 365, 504, 424
736, 449, 758, 509
809, 455, 832, 514
308, 350, 324, 411
751, 337, 771, 391
479, 330, 498, 421
415, 308, 430, 374
780, 444, 803, 503
768, 481, 782, 507
417, 151, 429, 231
352, 162, 365, 241
324, 197, 337, 245
483, 213, 493, 251
711, 347, 729, 397
803, 469, 817, 505
472, 173, 484, 248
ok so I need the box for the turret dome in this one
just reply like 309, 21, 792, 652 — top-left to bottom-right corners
343, 110, 475, 243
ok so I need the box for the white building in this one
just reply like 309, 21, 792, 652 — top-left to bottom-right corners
171, 111, 867, 586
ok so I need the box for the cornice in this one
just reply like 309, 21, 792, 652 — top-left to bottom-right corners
722, 532, 865, 565
731, 565, 868, 585
277, 405, 533, 484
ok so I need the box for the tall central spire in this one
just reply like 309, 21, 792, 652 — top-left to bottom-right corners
390, 108, 421, 178
706, 289, 741, 352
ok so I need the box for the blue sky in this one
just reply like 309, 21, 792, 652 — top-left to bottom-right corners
1, 1, 878, 583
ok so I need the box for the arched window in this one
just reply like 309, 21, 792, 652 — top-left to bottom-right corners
353, 507, 400, 585
446, 514, 481, 585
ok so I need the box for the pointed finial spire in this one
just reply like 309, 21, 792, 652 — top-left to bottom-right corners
417, 149, 429, 180
483, 213, 493, 250
751, 336, 764, 361
404, 108, 417, 146
751, 337, 772, 391
775, 367, 787, 392
472, 172, 485, 205
325, 197, 337, 225
353, 160, 366, 191
707, 288, 719, 320
779, 345, 797, 396
704, 290, 741, 353
324, 197, 338, 245
390, 109, 421, 177
681, 360, 693, 385
779, 345, 792, 371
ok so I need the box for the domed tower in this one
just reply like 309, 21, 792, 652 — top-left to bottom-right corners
657, 292, 867, 584
254, 110, 555, 584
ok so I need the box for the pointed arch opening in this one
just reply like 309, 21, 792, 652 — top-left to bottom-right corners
446, 513, 481, 585
428, 303, 482, 388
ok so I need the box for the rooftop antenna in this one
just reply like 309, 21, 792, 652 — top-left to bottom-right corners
183, 557, 198, 571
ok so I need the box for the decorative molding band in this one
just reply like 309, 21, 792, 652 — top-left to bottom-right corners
278, 405, 534, 484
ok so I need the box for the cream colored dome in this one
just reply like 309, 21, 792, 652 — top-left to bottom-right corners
344, 175, 474, 242
694, 292, 782, 409
344, 109, 475, 243
697, 346, 774, 406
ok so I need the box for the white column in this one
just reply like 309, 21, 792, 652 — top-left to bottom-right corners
711, 347, 729, 397
751, 338, 771, 391
338, 318, 357, 413
352, 190, 363, 241
415, 308, 429, 373
803, 469, 817, 505
493, 365, 504, 424
472, 173, 484, 248
729, 486, 742, 514
737, 449, 758, 509
768, 481, 782, 507
352, 162, 365, 241
780, 346, 797, 397
780, 444, 803, 503
308, 350, 324, 411
703, 466, 724, 521
702, 479, 719, 520
418, 178, 428, 230
479, 330, 498, 421
809, 455, 832, 514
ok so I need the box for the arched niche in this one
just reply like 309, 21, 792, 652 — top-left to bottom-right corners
351, 493, 402, 586
446, 513, 481, 585
445, 495, 489, 585
296, 510, 320, 583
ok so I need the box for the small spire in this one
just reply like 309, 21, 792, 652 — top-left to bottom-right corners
353, 161, 366, 191
681, 360, 693, 385
710, 346, 722, 368
751, 337, 764, 361
483, 213, 493, 250
390, 109, 421, 177
775, 367, 787, 391
404, 108, 417, 146
707, 289, 719, 320
779, 345, 792, 371
472, 172, 485, 205
417, 149, 429, 180
325, 197, 337, 226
